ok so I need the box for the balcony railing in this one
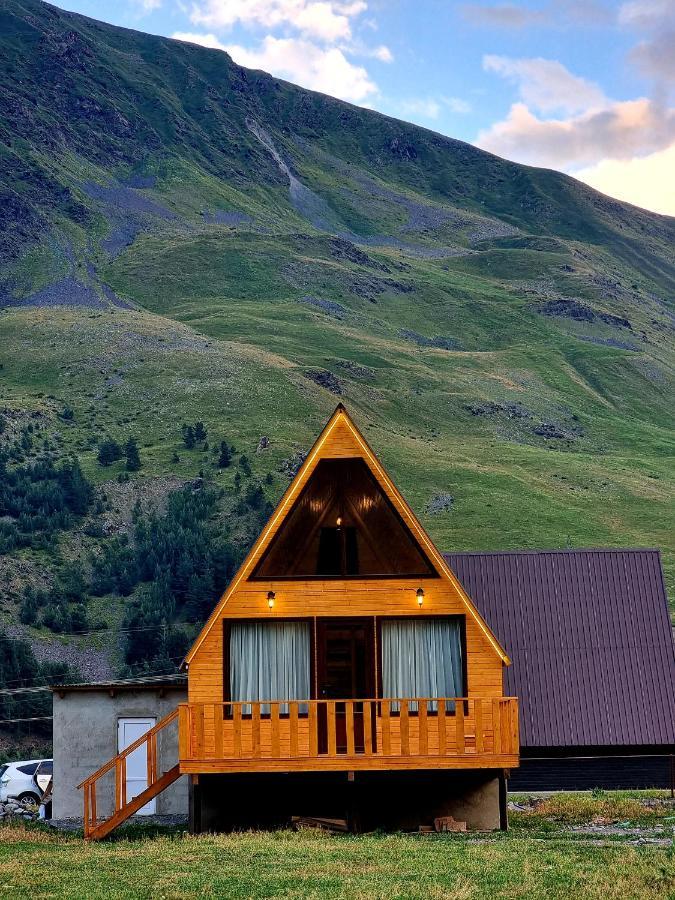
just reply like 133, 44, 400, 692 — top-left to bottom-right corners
179, 698, 519, 772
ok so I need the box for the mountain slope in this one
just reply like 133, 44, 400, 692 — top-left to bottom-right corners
0, 0, 673, 673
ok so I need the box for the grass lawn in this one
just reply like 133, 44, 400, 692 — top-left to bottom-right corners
1, 794, 674, 900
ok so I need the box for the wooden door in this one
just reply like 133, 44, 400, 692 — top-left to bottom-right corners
316, 619, 375, 753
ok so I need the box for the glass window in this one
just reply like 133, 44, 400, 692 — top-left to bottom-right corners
38, 761, 53, 775
17, 763, 39, 775
229, 621, 311, 713
381, 618, 464, 711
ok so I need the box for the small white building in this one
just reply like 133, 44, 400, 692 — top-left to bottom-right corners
52, 677, 188, 820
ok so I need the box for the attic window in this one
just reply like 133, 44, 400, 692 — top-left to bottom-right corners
251, 457, 437, 580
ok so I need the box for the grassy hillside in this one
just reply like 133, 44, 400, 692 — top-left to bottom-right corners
0, 0, 673, 684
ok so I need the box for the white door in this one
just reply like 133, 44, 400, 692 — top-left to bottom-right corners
117, 717, 156, 814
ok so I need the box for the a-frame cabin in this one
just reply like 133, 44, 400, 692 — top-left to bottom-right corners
80, 405, 518, 837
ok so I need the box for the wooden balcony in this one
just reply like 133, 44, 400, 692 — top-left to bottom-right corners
178, 698, 519, 774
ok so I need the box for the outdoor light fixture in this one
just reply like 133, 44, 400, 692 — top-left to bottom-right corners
416, 587, 424, 607
267, 590, 276, 609
336, 516, 342, 528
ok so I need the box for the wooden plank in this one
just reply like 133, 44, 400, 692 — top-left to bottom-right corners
400, 701, 409, 756
381, 701, 391, 756
363, 701, 373, 755
178, 705, 190, 760
90, 781, 97, 827
327, 702, 337, 757
346, 703, 355, 756
271, 703, 281, 757
214, 704, 224, 759
252, 704, 261, 758
290, 702, 299, 757
418, 700, 428, 756
474, 699, 484, 754
309, 703, 318, 757
194, 704, 205, 759
115, 760, 122, 812
492, 699, 502, 754
437, 699, 446, 756
511, 700, 519, 754
456, 700, 465, 755
233, 704, 242, 758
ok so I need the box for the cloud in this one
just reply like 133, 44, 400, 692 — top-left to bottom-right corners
619, 1, 675, 86
483, 55, 606, 114
462, 1, 612, 28
462, 3, 548, 28
476, 97, 675, 169
171, 31, 228, 50
133, 0, 162, 9
397, 96, 471, 122
189, 0, 367, 42
575, 142, 675, 215
225, 35, 377, 101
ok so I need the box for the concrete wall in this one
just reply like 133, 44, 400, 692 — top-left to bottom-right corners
52, 687, 188, 819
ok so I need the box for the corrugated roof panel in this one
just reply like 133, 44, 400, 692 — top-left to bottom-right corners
445, 549, 675, 748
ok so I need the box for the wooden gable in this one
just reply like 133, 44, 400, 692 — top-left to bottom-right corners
185, 405, 508, 668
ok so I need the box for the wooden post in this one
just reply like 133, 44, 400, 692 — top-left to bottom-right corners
233, 703, 242, 758
419, 700, 428, 756
346, 702, 355, 756
400, 700, 410, 756
289, 702, 299, 757
214, 703, 224, 759
381, 700, 391, 756
271, 703, 281, 757
456, 700, 465, 755
475, 699, 484, 754
437, 699, 446, 756
327, 702, 337, 756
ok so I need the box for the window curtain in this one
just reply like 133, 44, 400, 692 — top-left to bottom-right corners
381, 618, 463, 711
230, 621, 311, 714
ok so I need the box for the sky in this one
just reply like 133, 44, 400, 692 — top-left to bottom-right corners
49, 0, 675, 216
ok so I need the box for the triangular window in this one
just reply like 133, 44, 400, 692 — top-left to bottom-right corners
251, 458, 437, 579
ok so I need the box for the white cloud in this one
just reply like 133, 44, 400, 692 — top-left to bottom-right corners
399, 98, 442, 119
225, 35, 377, 101
171, 31, 228, 50
373, 44, 393, 62
477, 97, 675, 169
575, 142, 675, 215
618, 0, 673, 28
190, 0, 367, 42
133, 0, 162, 9
462, 3, 548, 28
443, 96, 472, 114
483, 55, 606, 114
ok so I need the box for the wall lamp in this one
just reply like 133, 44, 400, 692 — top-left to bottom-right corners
416, 587, 425, 607
267, 590, 276, 609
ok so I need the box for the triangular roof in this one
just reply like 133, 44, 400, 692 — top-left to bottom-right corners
184, 404, 509, 665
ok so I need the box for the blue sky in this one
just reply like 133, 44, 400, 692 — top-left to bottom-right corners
50, 1, 675, 214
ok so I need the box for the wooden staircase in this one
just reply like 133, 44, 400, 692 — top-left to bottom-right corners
78, 708, 182, 840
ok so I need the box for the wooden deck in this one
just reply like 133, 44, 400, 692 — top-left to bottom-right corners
179, 697, 519, 773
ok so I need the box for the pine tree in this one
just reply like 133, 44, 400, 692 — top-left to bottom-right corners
181, 424, 196, 449
218, 441, 232, 468
97, 438, 122, 466
194, 421, 207, 442
124, 437, 141, 471
239, 454, 252, 477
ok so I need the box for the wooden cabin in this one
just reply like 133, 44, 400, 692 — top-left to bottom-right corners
80, 405, 518, 838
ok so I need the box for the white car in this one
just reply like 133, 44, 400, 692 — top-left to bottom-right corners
0, 758, 52, 805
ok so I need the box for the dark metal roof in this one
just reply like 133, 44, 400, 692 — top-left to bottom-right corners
444, 549, 675, 749
52, 675, 187, 693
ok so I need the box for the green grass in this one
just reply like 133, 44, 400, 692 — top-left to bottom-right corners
0, 820, 673, 900
0, 0, 674, 640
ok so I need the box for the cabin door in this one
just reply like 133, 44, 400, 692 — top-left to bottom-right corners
316, 619, 375, 754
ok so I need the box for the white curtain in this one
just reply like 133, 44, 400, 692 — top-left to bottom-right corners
230, 621, 311, 713
381, 618, 463, 711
